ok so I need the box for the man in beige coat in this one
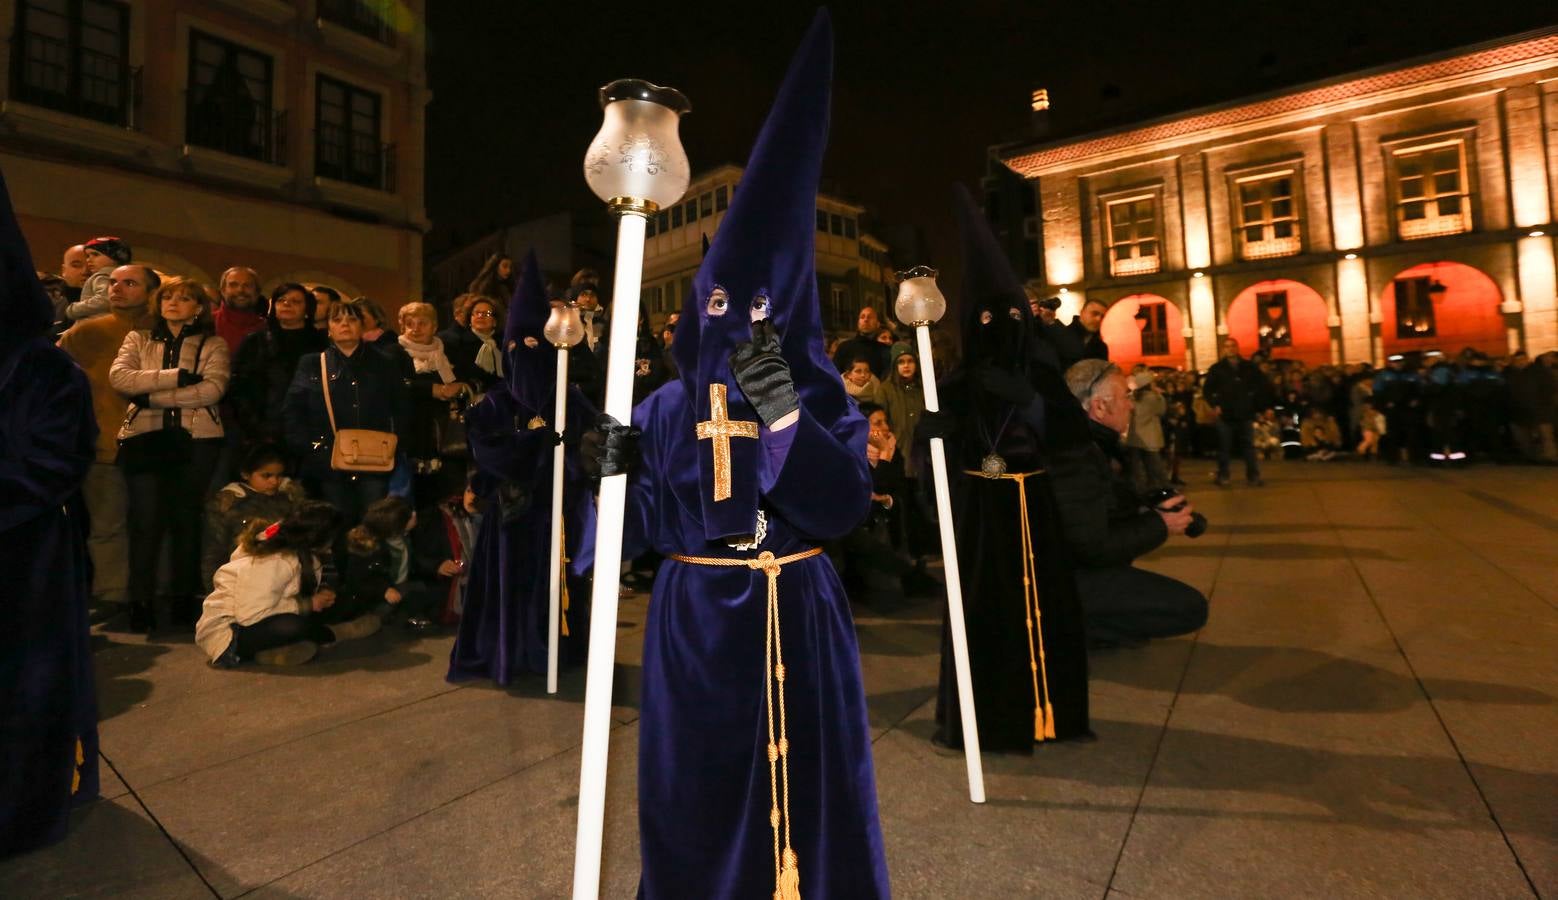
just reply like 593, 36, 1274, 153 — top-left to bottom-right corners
57, 264, 157, 614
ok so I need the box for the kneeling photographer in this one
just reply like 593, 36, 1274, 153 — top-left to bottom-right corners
1049, 359, 1209, 648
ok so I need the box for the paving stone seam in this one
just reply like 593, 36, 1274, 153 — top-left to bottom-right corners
228, 720, 634, 899
97, 750, 223, 899
1102, 513, 1235, 896
1317, 481, 1544, 899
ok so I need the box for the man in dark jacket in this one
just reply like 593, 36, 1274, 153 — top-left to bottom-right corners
832, 305, 891, 378
1202, 337, 1270, 486
1049, 358, 1207, 647
1061, 297, 1110, 368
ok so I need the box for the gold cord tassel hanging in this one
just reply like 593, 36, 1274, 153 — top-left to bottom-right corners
669, 547, 822, 900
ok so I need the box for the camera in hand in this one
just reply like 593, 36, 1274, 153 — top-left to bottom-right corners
1144, 487, 1208, 538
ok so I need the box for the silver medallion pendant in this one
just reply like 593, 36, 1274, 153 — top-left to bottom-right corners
980, 453, 1008, 478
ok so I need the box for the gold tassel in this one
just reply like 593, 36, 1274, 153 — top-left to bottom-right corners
71, 738, 84, 795
1043, 703, 1056, 740
778, 849, 801, 900
559, 521, 571, 637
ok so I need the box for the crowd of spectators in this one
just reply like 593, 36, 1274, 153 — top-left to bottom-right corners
42, 234, 1558, 664
49, 238, 501, 660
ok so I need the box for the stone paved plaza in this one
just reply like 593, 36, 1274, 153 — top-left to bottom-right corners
5, 462, 1556, 899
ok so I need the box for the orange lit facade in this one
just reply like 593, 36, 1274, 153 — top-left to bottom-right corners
994, 29, 1558, 370
0, 0, 428, 304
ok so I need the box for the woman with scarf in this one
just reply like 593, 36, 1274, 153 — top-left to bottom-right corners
398, 301, 468, 497
446, 251, 595, 685
439, 292, 504, 398
917, 185, 1093, 752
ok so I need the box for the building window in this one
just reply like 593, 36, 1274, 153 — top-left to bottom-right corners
830, 214, 844, 236
715, 186, 728, 211
1256, 290, 1292, 350
656, 210, 670, 233
843, 218, 857, 239
685, 198, 699, 223
645, 215, 656, 238
700, 192, 713, 217
816, 209, 828, 232
830, 284, 849, 329
1136, 301, 1169, 355
315, 74, 390, 189
671, 205, 683, 228
187, 31, 280, 164
1393, 277, 1437, 338
1394, 141, 1470, 240
317, 0, 395, 46
665, 280, 677, 310
1236, 171, 1300, 259
9, 0, 134, 127
1106, 195, 1160, 277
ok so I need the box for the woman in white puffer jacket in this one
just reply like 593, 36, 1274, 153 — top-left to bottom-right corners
109, 277, 229, 632
197, 501, 379, 666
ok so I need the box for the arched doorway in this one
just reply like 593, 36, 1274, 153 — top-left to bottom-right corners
1227, 279, 1330, 366
1379, 262, 1504, 357
1100, 293, 1186, 369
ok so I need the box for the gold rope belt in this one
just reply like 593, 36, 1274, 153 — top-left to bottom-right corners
962, 469, 1056, 741
667, 546, 823, 900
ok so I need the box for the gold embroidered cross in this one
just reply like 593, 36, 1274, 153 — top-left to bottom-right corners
695, 383, 759, 502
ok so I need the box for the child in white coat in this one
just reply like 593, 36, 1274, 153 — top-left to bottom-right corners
196, 501, 377, 667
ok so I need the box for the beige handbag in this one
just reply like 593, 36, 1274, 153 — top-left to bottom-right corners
320, 353, 397, 473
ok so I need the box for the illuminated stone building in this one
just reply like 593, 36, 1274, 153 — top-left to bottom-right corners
991, 28, 1558, 370
0, 0, 428, 304
640, 164, 893, 334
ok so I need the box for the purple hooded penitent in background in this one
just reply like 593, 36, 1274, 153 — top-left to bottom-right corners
621, 10, 891, 898
0, 161, 101, 857
446, 250, 598, 686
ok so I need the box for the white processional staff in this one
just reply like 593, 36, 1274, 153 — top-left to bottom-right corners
895, 267, 986, 804
572, 79, 691, 900
543, 301, 586, 696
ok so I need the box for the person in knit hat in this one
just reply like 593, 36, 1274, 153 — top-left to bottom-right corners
65, 235, 131, 321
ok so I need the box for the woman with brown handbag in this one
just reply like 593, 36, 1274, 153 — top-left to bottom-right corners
283, 299, 410, 558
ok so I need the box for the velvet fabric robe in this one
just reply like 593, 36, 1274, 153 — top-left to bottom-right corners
624, 379, 891, 899
446, 385, 595, 685
0, 337, 100, 857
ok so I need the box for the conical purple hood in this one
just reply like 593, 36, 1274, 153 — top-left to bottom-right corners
503, 249, 553, 408
0, 162, 51, 351
672, 9, 845, 541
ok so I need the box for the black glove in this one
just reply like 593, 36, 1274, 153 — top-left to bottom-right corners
728, 319, 799, 428
128, 394, 151, 408
177, 369, 204, 387
974, 366, 1035, 407
580, 414, 641, 479
916, 409, 958, 442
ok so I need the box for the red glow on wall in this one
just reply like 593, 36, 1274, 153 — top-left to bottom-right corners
1101, 294, 1187, 369
1227, 279, 1331, 366
1380, 262, 1505, 356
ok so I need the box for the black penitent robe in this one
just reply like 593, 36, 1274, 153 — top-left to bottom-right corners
932, 373, 1091, 752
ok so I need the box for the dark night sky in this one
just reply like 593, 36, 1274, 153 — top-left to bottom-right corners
424, 1, 1556, 285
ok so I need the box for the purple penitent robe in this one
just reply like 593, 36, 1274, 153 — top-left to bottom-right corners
623, 377, 890, 899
